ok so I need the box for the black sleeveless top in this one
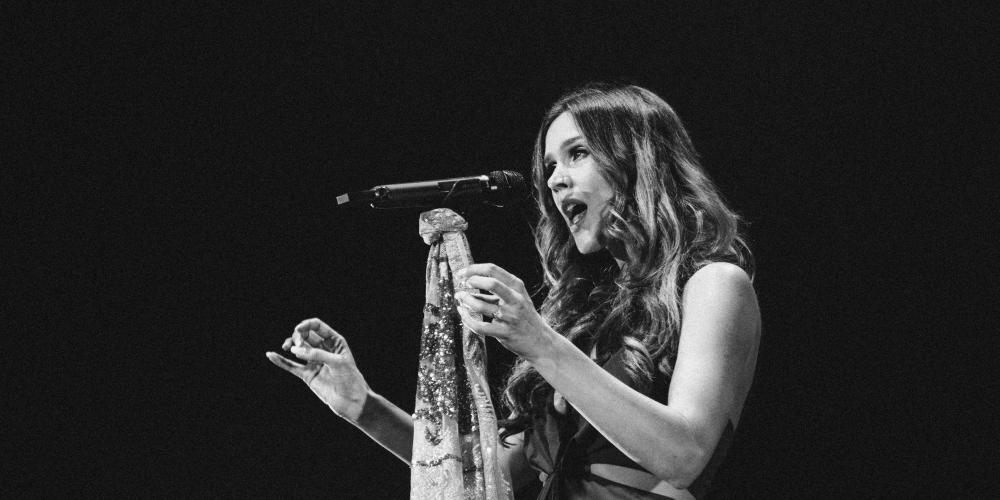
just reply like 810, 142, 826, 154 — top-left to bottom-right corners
521, 347, 734, 499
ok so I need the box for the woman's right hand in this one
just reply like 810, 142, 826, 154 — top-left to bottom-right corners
266, 318, 371, 423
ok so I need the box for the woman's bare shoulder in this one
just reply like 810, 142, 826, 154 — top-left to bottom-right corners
682, 262, 760, 334
685, 262, 753, 292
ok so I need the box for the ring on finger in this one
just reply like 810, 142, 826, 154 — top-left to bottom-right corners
492, 305, 503, 321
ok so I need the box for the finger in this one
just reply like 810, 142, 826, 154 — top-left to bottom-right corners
290, 344, 338, 364
293, 318, 337, 338
459, 263, 527, 296
266, 351, 308, 377
294, 317, 323, 331
297, 329, 348, 354
293, 319, 342, 342
458, 313, 505, 339
282, 337, 293, 351
291, 330, 322, 348
455, 291, 500, 306
322, 334, 350, 355
458, 263, 517, 285
457, 291, 503, 317
310, 325, 340, 340
464, 276, 519, 304
470, 292, 500, 304
304, 329, 326, 346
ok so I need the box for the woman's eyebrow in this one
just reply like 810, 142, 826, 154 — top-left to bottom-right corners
560, 135, 584, 150
544, 135, 584, 163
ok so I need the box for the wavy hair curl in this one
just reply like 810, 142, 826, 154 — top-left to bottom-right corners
499, 84, 753, 441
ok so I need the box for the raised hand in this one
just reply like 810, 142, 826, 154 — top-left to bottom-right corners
266, 318, 371, 423
454, 263, 558, 361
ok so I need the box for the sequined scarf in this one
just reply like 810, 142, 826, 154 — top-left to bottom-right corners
411, 208, 513, 500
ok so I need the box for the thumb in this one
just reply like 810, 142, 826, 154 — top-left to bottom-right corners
265, 351, 310, 380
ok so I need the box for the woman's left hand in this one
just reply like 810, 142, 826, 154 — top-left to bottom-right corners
454, 263, 555, 360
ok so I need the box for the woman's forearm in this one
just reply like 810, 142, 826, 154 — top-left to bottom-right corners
350, 391, 414, 465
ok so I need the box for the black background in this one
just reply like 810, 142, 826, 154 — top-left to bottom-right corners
6, 2, 997, 497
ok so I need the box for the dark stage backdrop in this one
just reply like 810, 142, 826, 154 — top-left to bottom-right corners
6, 2, 996, 498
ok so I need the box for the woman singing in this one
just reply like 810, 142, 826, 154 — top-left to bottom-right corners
267, 83, 760, 499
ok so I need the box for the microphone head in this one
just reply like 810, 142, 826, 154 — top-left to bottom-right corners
486, 170, 530, 207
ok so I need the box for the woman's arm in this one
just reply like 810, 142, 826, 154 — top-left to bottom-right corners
351, 391, 414, 464
457, 262, 760, 489
266, 318, 414, 465
536, 263, 758, 488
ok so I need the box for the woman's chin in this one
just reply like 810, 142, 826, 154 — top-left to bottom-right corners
573, 235, 602, 254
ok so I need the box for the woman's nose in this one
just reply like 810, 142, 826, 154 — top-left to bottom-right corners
547, 166, 570, 191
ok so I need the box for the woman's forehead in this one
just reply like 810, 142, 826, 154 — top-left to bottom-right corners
546, 113, 578, 141
544, 113, 584, 158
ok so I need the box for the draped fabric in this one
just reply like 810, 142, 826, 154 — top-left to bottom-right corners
411, 208, 513, 500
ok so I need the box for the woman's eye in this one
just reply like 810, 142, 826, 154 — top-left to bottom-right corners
544, 161, 557, 177
570, 147, 589, 162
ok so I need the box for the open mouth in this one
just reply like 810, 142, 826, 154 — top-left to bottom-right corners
563, 201, 588, 227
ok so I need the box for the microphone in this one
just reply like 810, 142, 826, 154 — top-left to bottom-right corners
336, 170, 529, 209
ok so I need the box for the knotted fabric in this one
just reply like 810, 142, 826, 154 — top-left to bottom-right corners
411, 208, 513, 500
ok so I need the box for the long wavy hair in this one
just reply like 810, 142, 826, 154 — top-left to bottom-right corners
499, 83, 753, 441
